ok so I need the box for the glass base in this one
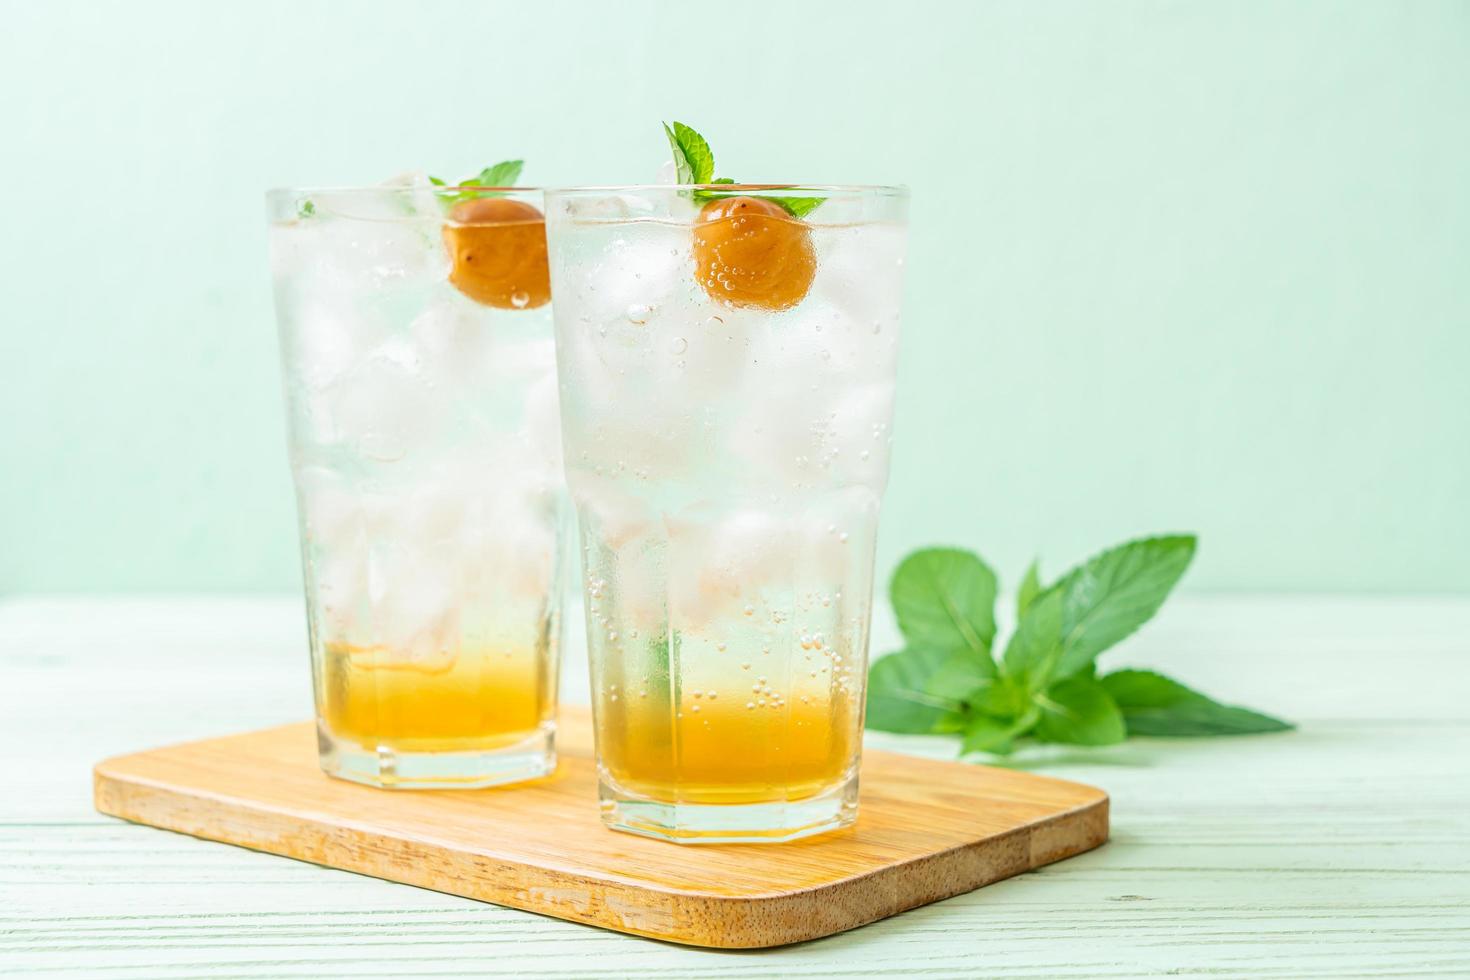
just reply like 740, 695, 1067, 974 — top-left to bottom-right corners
599, 773, 859, 844
317, 721, 556, 790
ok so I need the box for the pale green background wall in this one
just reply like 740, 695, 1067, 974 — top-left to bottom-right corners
2, 0, 1467, 594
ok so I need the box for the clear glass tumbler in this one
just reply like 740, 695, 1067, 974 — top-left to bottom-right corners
266, 181, 565, 788
544, 184, 908, 841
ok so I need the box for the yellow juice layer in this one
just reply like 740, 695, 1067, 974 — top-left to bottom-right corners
322, 643, 547, 753
596, 691, 859, 804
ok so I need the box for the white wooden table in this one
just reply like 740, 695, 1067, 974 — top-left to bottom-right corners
3, 595, 1468, 977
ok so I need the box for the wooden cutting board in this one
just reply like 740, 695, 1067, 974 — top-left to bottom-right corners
93, 707, 1107, 948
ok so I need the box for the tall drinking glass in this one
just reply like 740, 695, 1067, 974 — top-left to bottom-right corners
544, 185, 907, 841
267, 182, 565, 788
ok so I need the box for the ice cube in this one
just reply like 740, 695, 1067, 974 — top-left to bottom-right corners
294, 175, 447, 294
295, 468, 392, 640
577, 233, 687, 326
666, 508, 786, 622
321, 336, 444, 460
477, 483, 559, 600
573, 479, 655, 552
281, 294, 384, 400
664, 505, 857, 624
558, 192, 658, 223
522, 370, 563, 471
367, 543, 460, 664
826, 382, 897, 488
811, 222, 905, 327
574, 482, 665, 627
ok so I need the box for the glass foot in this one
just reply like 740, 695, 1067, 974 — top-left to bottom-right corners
599, 773, 859, 844
317, 722, 556, 789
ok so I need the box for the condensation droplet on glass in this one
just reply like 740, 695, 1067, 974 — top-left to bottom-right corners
670, 337, 688, 355
510, 291, 530, 309
626, 303, 651, 324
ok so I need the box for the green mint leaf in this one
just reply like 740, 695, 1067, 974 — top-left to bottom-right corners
663, 122, 696, 185
1001, 587, 1064, 680
1034, 676, 1127, 746
640, 629, 680, 704
436, 160, 526, 206
710, 177, 735, 184
961, 705, 1040, 757
476, 159, 524, 188
297, 199, 316, 218
890, 548, 999, 657
865, 646, 967, 734
768, 195, 827, 219
1041, 534, 1197, 685
1101, 669, 1294, 736
669, 121, 715, 184
922, 650, 997, 702
962, 717, 1015, 755
1017, 560, 1042, 618
968, 673, 1029, 718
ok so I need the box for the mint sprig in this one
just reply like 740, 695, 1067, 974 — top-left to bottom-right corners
662, 121, 825, 218
431, 159, 525, 206
664, 122, 713, 185
866, 533, 1294, 757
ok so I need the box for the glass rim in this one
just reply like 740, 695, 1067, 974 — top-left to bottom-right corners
266, 185, 542, 198
544, 183, 908, 197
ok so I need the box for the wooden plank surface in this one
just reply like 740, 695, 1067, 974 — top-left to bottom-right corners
4, 595, 1470, 976
91, 711, 1106, 948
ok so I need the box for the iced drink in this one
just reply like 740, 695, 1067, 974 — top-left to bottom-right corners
545, 184, 907, 840
267, 179, 564, 788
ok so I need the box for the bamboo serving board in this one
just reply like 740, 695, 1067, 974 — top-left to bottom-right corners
93, 707, 1108, 948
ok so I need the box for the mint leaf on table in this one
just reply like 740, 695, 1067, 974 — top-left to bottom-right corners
1001, 587, 1064, 682
1101, 669, 1294, 736
962, 705, 1039, 756
922, 650, 997, 701
890, 548, 999, 657
865, 531, 1293, 762
1017, 560, 1042, 618
1048, 535, 1197, 681
865, 646, 966, 734
1034, 675, 1127, 746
